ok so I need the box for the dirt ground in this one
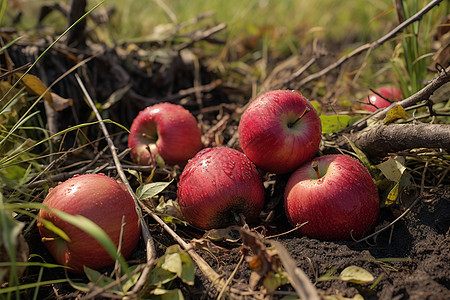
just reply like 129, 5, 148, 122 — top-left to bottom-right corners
188, 187, 450, 299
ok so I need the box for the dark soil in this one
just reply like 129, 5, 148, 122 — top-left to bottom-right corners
189, 187, 450, 299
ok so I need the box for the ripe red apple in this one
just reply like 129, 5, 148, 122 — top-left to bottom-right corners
128, 102, 203, 167
177, 147, 265, 230
37, 174, 141, 273
238, 90, 322, 174
284, 154, 380, 241
361, 86, 403, 112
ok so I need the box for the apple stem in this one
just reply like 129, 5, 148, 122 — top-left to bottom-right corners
41, 237, 59, 242
141, 132, 155, 140
312, 161, 321, 178
288, 106, 310, 128
145, 144, 155, 166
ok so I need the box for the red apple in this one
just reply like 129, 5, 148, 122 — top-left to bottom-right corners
238, 90, 322, 174
177, 147, 265, 230
128, 102, 203, 167
361, 86, 403, 112
284, 154, 380, 241
37, 174, 141, 273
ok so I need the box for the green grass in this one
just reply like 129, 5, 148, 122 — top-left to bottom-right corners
108, 0, 397, 49
6, 0, 399, 53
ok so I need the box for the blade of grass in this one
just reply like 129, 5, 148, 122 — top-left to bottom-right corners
0, 279, 69, 294
0, 119, 127, 168
0, 36, 23, 53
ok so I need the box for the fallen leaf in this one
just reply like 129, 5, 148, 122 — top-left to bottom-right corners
339, 266, 374, 284
14, 73, 53, 106
383, 105, 408, 124
49, 92, 72, 111
136, 180, 173, 200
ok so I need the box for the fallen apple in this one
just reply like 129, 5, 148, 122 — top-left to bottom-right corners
284, 154, 380, 240
177, 147, 265, 230
238, 90, 322, 174
37, 174, 141, 273
128, 102, 203, 167
361, 86, 403, 112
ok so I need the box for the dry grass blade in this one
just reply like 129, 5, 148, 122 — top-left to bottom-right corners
75, 74, 156, 295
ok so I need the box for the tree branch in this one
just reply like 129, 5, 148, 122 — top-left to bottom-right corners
346, 65, 450, 132
338, 123, 450, 157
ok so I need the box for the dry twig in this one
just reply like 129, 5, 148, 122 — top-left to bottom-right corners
75, 74, 156, 297
293, 0, 443, 89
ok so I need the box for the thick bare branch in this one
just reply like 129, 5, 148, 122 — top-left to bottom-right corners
338, 123, 450, 157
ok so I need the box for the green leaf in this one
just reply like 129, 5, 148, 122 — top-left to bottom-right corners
339, 266, 374, 284
376, 157, 406, 182
178, 250, 195, 285
148, 266, 178, 286
136, 180, 173, 200
67, 276, 91, 293
81, 265, 140, 294
84, 266, 114, 285
164, 245, 195, 285
262, 271, 289, 293
162, 252, 183, 277
151, 288, 184, 300
149, 245, 195, 287
120, 266, 141, 292
320, 115, 352, 133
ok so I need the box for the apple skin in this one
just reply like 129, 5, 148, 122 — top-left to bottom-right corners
361, 86, 403, 112
128, 102, 203, 166
238, 90, 322, 174
284, 154, 380, 241
177, 147, 265, 230
37, 174, 141, 273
